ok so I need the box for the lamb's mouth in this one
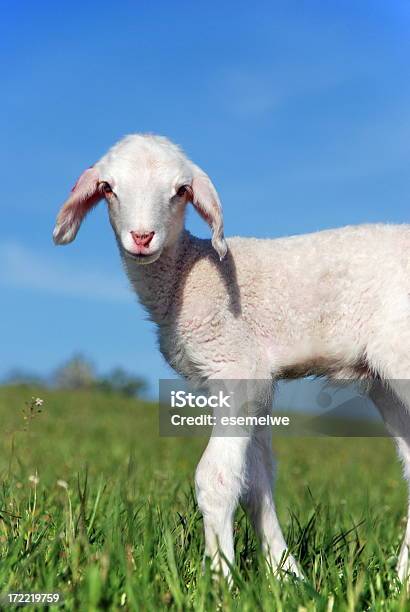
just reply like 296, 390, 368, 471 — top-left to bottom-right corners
123, 249, 162, 265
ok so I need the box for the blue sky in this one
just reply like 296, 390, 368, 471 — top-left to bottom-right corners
1, 1, 410, 395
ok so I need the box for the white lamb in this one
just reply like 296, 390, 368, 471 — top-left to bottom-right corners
53, 134, 410, 581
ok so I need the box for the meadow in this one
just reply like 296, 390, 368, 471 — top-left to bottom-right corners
0, 385, 409, 611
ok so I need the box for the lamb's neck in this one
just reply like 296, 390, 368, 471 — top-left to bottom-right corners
122, 231, 192, 324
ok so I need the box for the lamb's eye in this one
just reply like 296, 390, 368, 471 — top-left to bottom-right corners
176, 185, 189, 198
101, 181, 113, 195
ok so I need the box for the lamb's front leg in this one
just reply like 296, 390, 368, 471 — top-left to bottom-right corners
194, 372, 272, 579
195, 435, 250, 577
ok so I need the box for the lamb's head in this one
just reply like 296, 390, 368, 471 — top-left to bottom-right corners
53, 134, 227, 263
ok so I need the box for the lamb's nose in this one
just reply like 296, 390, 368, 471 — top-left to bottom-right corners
130, 231, 155, 247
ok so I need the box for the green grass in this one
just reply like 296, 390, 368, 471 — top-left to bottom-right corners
0, 385, 409, 611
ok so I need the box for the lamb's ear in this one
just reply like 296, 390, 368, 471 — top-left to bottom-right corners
53, 167, 102, 245
190, 165, 228, 260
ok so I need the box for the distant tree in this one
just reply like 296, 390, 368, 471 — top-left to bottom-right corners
96, 367, 147, 398
5, 355, 147, 398
3, 368, 44, 387
53, 354, 96, 390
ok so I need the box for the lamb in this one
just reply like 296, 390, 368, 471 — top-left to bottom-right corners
53, 133, 410, 582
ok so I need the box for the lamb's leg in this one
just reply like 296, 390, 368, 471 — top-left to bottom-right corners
194, 373, 271, 579
370, 381, 410, 581
241, 426, 302, 577
195, 434, 250, 577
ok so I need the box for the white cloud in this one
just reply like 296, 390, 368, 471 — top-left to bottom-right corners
0, 241, 132, 303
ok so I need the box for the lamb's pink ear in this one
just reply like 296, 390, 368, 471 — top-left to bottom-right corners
190, 165, 228, 260
53, 167, 102, 245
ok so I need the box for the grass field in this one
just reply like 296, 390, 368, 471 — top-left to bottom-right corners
0, 385, 409, 610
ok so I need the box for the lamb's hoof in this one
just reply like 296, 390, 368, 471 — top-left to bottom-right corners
203, 554, 234, 588
269, 553, 304, 580
282, 554, 304, 580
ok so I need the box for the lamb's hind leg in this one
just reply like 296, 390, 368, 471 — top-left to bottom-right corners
240, 426, 302, 577
370, 381, 410, 581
